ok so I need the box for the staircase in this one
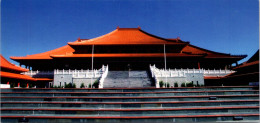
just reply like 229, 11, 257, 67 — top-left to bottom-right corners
103, 71, 153, 88
1, 86, 259, 122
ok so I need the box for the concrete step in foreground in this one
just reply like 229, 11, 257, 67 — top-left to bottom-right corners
1, 90, 258, 97
0, 86, 259, 122
1, 114, 259, 123
1, 106, 259, 115
1, 86, 258, 92
1, 94, 259, 102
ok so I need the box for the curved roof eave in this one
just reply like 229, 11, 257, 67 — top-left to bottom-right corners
10, 45, 75, 61
68, 27, 185, 45
0, 55, 28, 72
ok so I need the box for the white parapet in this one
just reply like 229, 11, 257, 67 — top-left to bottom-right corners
23, 71, 53, 76
0, 84, 10, 88
54, 68, 103, 79
149, 64, 235, 88
53, 65, 108, 88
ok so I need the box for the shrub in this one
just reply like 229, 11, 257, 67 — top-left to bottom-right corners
80, 83, 85, 88
88, 84, 91, 88
65, 83, 76, 88
72, 83, 76, 88
10, 83, 15, 88
166, 83, 170, 88
186, 82, 194, 87
29, 83, 34, 88
159, 81, 164, 87
174, 82, 178, 87
20, 83, 26, 88
64, 83, 69, 88
181, 82, 186, 87
92, 80, 99, 88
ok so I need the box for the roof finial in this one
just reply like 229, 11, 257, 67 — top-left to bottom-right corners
117, 26, 120, 29
78, 37, 81, 42
138, 26, 141, 29
177, 37, 180, 40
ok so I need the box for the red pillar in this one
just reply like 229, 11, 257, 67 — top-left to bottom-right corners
27, 83, 29, 88
18, 83, 20, 87
7, 82, 9, 84
198, 62, 201, 69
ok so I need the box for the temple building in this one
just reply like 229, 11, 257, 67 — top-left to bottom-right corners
0, 55, 52, 88
10, 27, 246, 71
205, 50, 259, 86
9, 27, 248, 88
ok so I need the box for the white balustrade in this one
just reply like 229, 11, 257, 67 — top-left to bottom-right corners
149, 64, 235, 88
99, 65, 109, 88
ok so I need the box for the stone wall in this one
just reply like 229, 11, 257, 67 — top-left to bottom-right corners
156, 73, 204, 87
53, 74, 73, 87
54, 74, 99, 88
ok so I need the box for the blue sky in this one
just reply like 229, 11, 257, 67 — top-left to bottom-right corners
1, 0, 259, 65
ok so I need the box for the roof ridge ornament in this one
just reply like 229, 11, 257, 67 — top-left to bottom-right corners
117, 26, 120, 29
78, 37, 81, 42
138, 26, 141, 29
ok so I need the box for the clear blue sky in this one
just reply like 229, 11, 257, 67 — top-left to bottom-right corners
1, 0, 259, 65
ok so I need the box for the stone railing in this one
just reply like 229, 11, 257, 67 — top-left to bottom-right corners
0, 84, 10, 88
150, 65, 160, 88
98, 65, 109, 88
150, 64, 235, 88
54, 65, 108, 79
23, 71, 53, 77
150, 65, 235, 77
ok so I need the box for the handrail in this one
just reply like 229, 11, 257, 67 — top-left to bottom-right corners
99, 65, 109, 88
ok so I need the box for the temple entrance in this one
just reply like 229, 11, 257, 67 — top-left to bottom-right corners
103, 70, 153, 88
108, 63, 149, 71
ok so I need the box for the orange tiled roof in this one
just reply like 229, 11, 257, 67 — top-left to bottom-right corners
10, 45, 75, 60
0, 55, 28, 72
10, 27, 246, 60
50, 53, 204, 58
204, 76, 223, 79
0, 71, 36, 81
68, 27, 184, 45
182, 45, 246, 59
233, 60, 259, 70
35, 78, 53, 81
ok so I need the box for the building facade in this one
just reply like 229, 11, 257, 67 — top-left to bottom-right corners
9, 27, 247, 88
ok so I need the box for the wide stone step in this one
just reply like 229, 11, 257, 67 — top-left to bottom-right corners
1, 90, 258, 97
1, 100, 258, 108
1, 113, 259, 123
103, 71, 153, 88
1, 86, 258, 92
1, 94, 258, 102
1, 106, 258, 116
